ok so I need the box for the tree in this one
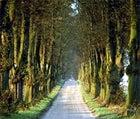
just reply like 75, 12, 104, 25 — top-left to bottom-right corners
77, 0, 130, 105
126, 0, 140, 108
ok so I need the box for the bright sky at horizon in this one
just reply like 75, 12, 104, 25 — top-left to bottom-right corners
70, 1, 79, 16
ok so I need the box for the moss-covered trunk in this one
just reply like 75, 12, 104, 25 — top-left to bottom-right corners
90, 49, 100, 98
24, 16, 35, 103
5, 0, 28, 101
102, 1, 124, 104
0, 1, 13, 94
126, 0, 140, 107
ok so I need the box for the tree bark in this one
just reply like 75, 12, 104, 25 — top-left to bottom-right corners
126, 0, 140, 107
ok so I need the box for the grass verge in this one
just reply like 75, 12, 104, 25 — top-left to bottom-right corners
80, 84, 129, 119
0, 80, 65, 119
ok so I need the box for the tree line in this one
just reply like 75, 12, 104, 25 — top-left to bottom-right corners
77, 0, 140, 114
0, 0, 74, 113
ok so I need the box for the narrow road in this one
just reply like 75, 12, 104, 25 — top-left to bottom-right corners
40, 79, 97, 119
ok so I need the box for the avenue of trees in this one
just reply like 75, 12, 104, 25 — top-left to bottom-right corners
0, 0, 140, 117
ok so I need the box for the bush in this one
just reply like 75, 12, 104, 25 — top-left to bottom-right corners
16, 101, 29, 111
0, 90, 17, 114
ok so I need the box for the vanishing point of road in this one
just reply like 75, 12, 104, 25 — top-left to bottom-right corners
40, 79, 98, 119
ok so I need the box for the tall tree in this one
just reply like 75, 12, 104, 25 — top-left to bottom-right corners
126, 0, 140, 107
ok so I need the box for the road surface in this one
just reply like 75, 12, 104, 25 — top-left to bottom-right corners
40, 79, 97, 119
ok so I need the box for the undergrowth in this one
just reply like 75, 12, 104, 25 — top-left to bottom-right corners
0, 80, 65, 119
80, 83, 131, 119
81, 83, 140, 119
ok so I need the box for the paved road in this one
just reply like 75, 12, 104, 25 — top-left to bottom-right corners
40, 79, 97, 119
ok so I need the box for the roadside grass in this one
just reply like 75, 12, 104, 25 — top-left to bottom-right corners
80, 84, 130, 119
0, 80, 65, 119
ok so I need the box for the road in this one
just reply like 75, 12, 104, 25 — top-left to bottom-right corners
40, 79, 97, 119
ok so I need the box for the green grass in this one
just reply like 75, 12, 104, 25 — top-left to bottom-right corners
0, 80, 65, 119
80, 84, 129, 119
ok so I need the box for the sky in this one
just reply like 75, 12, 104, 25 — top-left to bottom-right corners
70, 1, 79, 16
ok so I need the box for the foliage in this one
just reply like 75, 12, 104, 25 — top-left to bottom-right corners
0, 0, 70, 115
80, 82, 129, 119
0, 0, 140, 117
0, 90, 17, 115
0, 80, 64, 119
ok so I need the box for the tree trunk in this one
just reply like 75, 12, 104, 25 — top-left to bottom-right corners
24, 16, 35, 103
126, 0, 140, 107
